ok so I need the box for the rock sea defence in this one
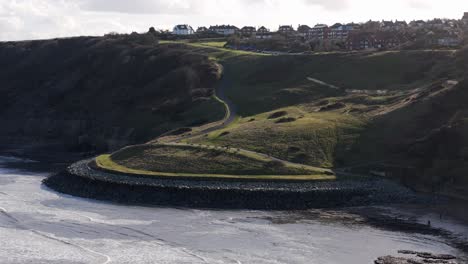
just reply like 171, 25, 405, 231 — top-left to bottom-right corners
44, 159, 424, 210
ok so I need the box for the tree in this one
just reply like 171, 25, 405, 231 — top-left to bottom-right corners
148, 27, 157, 34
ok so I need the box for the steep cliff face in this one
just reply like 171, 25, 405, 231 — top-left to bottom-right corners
0, 36, 224, 154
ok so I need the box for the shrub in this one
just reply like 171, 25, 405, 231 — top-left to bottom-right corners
219, 131, 230, 137
268, 111, 288, 119
275, 117, 296, 124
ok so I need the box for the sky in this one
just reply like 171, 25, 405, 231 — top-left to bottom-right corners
0, 0, 467, 41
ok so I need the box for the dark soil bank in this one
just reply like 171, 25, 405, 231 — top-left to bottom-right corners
43, 160, 427, 210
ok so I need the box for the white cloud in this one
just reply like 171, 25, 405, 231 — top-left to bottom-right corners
78, 0, 194, 14
0, 0, 466, 41
304, 0, 349, 11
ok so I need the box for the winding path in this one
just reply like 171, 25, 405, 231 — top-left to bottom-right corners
167, 65, 238, 142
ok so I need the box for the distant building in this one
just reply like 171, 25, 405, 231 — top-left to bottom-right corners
209, 25, 239, 35
362, 20, 381, 31
374, 32, 402, 49
278, 25, 295, 35
346, 31, 402, 50
438, 37, 461, 47
196, 26, 209, 33
409, 20, 426, 28
240, 26, 256, 37
463, 12, 468, 25
172, 24, 194, 35
427, 19, 444, 29
310, 24, 329, 39
380, 20, 395, 31
346, 32, 373, 50
394, 20, 408, 31
297, 25, 312, 38
329, 23, 354, 40
256, 26, 272, 39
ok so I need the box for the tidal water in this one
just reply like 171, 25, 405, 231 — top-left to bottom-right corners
0, 156, 467, 264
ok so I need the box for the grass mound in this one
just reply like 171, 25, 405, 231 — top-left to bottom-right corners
187, 107, 366, 168
99, 144, 332, 179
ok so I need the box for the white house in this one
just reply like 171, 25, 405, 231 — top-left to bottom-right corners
173, 24, 195, 35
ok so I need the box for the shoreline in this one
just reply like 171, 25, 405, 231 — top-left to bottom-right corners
2, 155, 467, 261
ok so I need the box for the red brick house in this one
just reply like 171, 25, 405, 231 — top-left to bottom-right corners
346, 32, 373, 50
346, 31, 403, 50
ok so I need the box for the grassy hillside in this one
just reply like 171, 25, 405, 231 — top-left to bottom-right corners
89, 40, 467, 196
221, 50, 455, 116
7, 36, 466, 193
0, 35, 225, 152
187, 107, 365, 168
347, 79, 468, 198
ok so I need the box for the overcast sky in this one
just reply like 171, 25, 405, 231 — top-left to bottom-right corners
1, 0, 467, 41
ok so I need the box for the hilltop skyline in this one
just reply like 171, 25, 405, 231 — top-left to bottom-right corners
0, 0, 467, 41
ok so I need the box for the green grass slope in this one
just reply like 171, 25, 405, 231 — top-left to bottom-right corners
70, 40, 467, 192
220, 50, 455, 116
96, 144, 334, 180
187, 107, 365, 168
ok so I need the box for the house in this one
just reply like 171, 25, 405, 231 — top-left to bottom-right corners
196, 26, 209, 33
374, 31, 402, 49
297, 25, 312, 38
278, 25, 295, 35
256, 26, 272, 39
258, 26, 270, 34
345, 31, 401, 50
394, 20, 408, 31
240, 26, 256, 37
380, 20, 395, 31
209, 25, 239, 35
346, 32, 374, 50
439, 20, 455, 32
310, 24, 329, 39
362, 20, 381, 31
427, 19, 444, 29
172, 24, 195, 35
410, 20, 426, 28
329, 23, 354, 40
463, 12, 468, 25
438, 37, 461, 47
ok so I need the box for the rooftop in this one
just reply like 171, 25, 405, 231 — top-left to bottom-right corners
174, 24, 191, 30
